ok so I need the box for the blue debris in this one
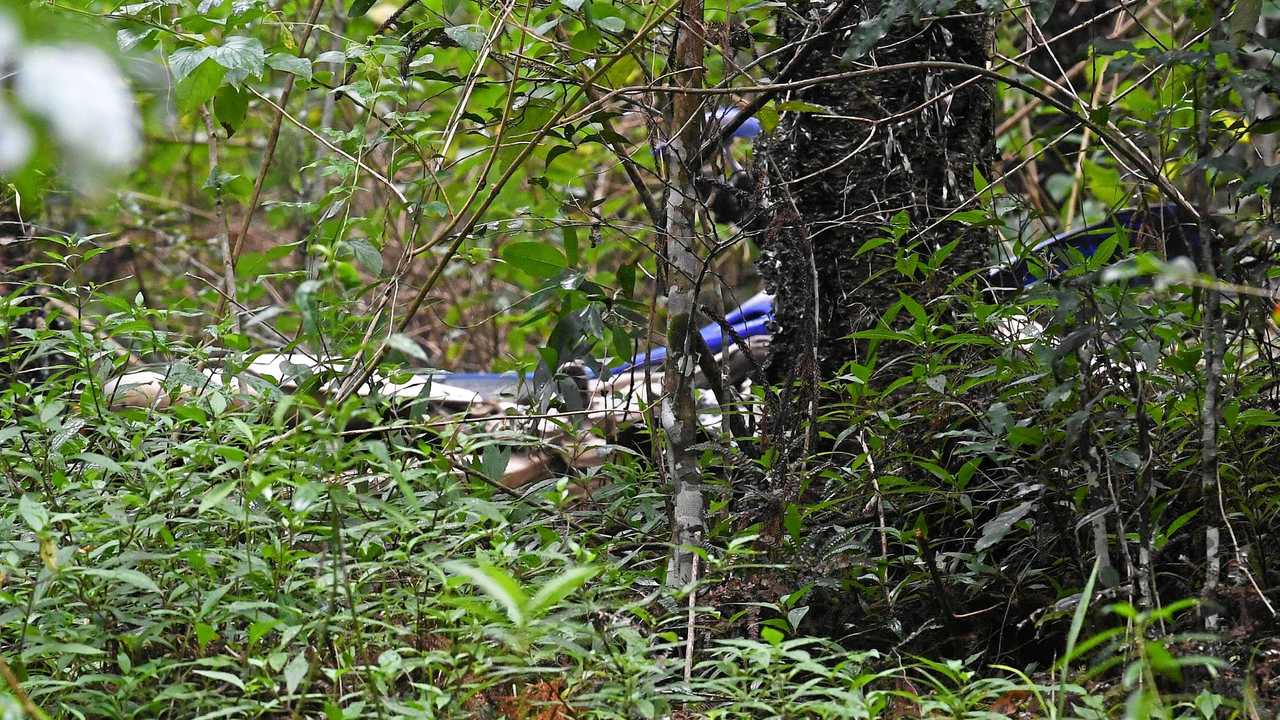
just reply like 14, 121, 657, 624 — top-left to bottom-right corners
608, 291, 774, 376
999, 204, 1199, 288
433, 207, 1202, 392
711, 106, 762, 140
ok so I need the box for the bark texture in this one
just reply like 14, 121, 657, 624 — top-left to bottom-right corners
662, 0, 709, 588
757, 1, 995, 432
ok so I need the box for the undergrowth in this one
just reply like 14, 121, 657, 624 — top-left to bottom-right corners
0, 245, 1268, 718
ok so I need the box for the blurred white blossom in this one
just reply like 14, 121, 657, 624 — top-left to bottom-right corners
0, 101, 32, 172
0, 12, 18, 65
15, 44, 140, 175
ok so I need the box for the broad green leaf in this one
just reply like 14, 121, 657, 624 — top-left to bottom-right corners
25, 642, 104, 657
348, 0, 377, 16
445, 25, 486, 51
1085, 233, 1119, 271
193, 670, 246, 690
213, 85, 249, 135
592, 15, 625, 33
18, 494, 49, 533
783, 503, 802, 543
445, 561, 528, 625
527, 565, 598, 618
76, 452, 125, 478
118, 27, 154, 52
347, 238, 383, 275
283, 652, 309, 694
386, 333, 427, 362
502, 241, 567, 278
81, 567, 162, 594
760, 626, 785, 645
176, 58, 226, 114
209, 36, 265, 84
169, 46, 211, 82
195, 623, 219, 649
267, 52, 311, 81
199, 479, 239, 514
775, 100, 829, 113
479, 443, 510, 483
976, 500, 1035, 551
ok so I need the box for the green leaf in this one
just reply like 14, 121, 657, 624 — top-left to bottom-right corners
18, 494, 49, 533
1056, 555, 1099, 720
898, 292, 927, 326
1145, 640, 1182, 682
193, 670, 246, 690
267, 52, 312, 81
81, 567, 162, 594
976, 500, 1035, 552
445, 25, 486, 51
195, 623, 219, 649
199, 479, 239, 514
479, 444, 510, 483
348, 0, 377, 16
347, 238, 383, 275
562, 226, 579, 266
760, 626, 785, 645
213, 85, 249, 135
169, 46, 212, 83
176, 58, 226, 115
854, 236, 893, 256
592, 15, 625, 33
783, 503, 802, 544
445, 561, 528, 625
76, 452, 126, 478
1085, 233, 1119, 271
386, 333, 428, 362
28, 642, 104, 657
502, 241, 567, 278
209, 36, 265, 84
283, 652, 309, 694
527, 565, 598, 618
775, 100, 829, 113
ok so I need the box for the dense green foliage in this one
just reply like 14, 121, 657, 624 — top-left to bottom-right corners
2, 0, 1280, 717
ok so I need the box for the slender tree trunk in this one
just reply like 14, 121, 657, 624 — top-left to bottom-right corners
662, 0, 708, 588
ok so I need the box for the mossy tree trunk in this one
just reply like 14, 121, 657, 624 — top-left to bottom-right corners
756, 2, 995, 475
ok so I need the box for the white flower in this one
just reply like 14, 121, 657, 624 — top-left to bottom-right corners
15, 44, 140, 173
0, 101, 32, 172
0, 12, 18, 65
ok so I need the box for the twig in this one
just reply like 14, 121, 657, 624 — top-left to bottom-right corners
859, 431, 892, 610
684, 552, 699, 685
246, 88, 408, 204
332, 0, 682, 404
575, 70, 663, 227
217, 0, 325, 320
559, 59, 1200, 221
0, 654, 48, 720
200, 106, 241, 333
43, 296, 139, 366
994, 0, 1162, 137
698, 0, 859, 163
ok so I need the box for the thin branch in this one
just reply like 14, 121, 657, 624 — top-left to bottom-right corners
246, 88, 409, 204
217, 0, 326, 319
